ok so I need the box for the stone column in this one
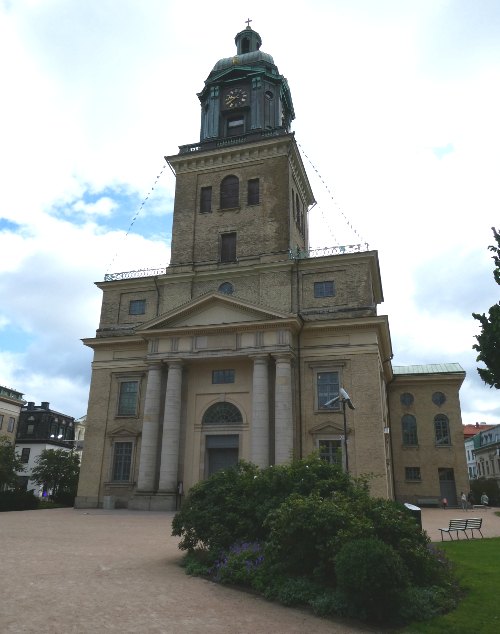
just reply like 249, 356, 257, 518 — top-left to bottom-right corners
137, 361, 163, 492
158, 360, 183, 492
251, 355, 269, 468
274, 354, 294, 465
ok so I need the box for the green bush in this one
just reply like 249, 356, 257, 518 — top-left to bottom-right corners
335, 537, 409, 623
172, 456, 358, 552
263, 493, 372, 583
173, 456, 459, 627
0, 490, 39, 512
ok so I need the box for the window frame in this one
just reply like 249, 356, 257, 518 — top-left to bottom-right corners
247, 178, 260, 205
220, 175, 239, 209
405, 466, 421, 481
220, 232, 237, 263
317, 438, 343, 466
20, 447, 30, 464
314, 368, 341, 412
111, 441, 134, 482
129, 299, 146, 315
401, 414, 418, 446
434, 414, 451, 446
200, 186, 212, 213
116, 379, 140, 418
314, 281, 335, 298
212, 369, 235, 384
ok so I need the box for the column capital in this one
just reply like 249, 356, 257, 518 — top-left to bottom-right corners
272, 352, 293, 364
165, 359, 184, 369
249, 353, 269, 364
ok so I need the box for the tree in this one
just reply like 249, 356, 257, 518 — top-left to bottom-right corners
473, 227, 500, 389
0, 435, 24, 489
31, 449, 80, 500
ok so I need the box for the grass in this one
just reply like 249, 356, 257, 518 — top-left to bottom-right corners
401, 537, 500, 633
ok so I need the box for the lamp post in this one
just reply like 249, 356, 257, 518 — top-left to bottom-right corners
323, 388, 355, 473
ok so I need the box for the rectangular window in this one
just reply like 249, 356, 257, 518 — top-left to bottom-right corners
227, 116, 244, 136
117, 381, 139, 416
21, 448, 30, 464
0, 414, 3, 429
112, 442, 133, 481
7, 417, 15, 433
27, 424, 35, 435
129, 299, 146, 315
247, 178, 260, 205
220, 232, 237, 263
314, 281, 335, 298
317, 371, 340, 409
200, 186, 212, 213
405, 467, 421, 481
318, 439, 342, 465
212, 369, 235, 384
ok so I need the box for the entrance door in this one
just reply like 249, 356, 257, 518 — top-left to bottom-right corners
438, 468, 457, 506
206, 434, 239, 477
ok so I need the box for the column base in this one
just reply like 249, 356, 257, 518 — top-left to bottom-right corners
128, 492, 178, 511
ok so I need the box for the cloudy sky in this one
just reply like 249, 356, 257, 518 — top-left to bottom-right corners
0, 0, 499, 425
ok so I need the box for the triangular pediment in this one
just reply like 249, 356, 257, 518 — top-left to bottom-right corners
107, 426, 138, 438
138, 293, 296, 333
309, 422, 348, 435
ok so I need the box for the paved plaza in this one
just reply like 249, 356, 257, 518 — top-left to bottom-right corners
1, 506, 499, 633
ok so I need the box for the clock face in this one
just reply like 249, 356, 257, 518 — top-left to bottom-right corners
225, 88, 248, 108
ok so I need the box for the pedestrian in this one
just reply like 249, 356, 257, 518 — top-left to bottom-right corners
467, 491, 474, 509
481, 492, 489, 507
460, 491, 467, 511
442, 497, 448, 509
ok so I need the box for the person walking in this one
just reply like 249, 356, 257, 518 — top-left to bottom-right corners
467, 491, 474, 509
442, 497, 448, 510
481, 492, 489, 507
460, 491, 467, 511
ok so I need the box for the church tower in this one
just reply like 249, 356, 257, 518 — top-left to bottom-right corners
76, 25, 402, 512
168, 24, 312, 270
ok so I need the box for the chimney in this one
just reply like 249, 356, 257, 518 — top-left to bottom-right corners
41, 402, 50, 410
27, 402, 35, 410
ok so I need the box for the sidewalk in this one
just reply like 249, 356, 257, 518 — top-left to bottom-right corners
0, 508, 376, 634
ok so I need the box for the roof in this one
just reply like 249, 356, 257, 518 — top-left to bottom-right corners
392, 363, 465, 375
463, 423, 497, 439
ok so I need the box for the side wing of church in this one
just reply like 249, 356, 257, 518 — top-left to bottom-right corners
76, 25, 468, 511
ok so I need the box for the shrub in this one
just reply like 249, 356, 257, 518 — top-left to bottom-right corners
0, 490, 39, 512
172, 456, 361, 552
335, 537, 409, 623
263, 493, 372, 583
210, 542, 264, 585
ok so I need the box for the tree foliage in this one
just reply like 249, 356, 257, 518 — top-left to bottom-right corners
0, 435, 24, 489
473, 227, 500, 388
31, 449, 80, 500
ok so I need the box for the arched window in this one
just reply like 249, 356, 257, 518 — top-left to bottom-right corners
401, 414, 418, 446
202, 402, 243, 425
434, 414, 451, 446
218, 282, 234, 295
220, 175, 239, 209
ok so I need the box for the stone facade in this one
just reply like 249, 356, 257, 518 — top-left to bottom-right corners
76, 25, 468, 511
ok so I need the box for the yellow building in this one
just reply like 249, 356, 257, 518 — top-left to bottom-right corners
76, 25, 468, 511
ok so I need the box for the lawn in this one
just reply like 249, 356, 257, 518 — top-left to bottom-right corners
401, 537, 500, 633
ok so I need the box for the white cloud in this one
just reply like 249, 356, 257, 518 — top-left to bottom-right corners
0, 0, 499, 424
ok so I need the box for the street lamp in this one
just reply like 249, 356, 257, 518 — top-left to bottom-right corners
323, 388, 355, 472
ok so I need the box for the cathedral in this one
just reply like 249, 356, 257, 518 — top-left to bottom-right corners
76, 25, 468, 511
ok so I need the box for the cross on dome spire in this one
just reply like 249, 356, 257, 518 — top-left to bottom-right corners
245, 18, 252, 28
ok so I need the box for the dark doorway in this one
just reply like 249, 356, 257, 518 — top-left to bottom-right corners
438, 468, 457, 507
206, 434, 239, 477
